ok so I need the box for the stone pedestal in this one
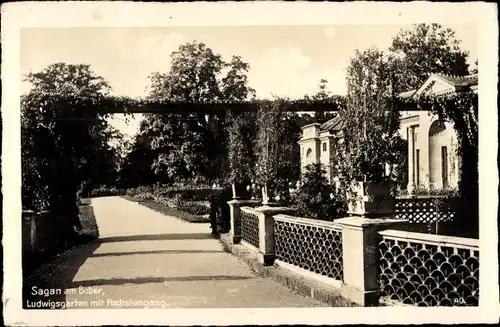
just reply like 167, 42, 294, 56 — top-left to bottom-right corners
347, 181, 395, 218
255, 206, 295, 266
228, 199, 261, 244
335, 216, 411, 306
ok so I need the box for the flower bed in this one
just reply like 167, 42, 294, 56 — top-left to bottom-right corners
177, 201, 211, 216
121, 185, 215, 223
122, 195, 210, 223
89, 186, 127, 198
126, 185, 213, 201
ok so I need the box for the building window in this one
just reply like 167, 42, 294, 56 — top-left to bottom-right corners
441, 146, 448, 189
322, 142, 327, 152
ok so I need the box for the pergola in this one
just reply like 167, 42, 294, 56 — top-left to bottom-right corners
95, 96, 423, 115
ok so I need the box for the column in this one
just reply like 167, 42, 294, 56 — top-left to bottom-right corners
228, 199, 261, 244
419, 115, 431, 189
407, 126, 415, 194
335, 216, 411, 306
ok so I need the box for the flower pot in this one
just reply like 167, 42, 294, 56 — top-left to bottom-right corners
261, 185, 269, 204
261, 184, 276, 205
346, 181, 395, 217
231, 182, 250, 200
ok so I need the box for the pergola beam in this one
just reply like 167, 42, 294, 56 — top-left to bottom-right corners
96, 98, 423, 114
23, 92, 426, 116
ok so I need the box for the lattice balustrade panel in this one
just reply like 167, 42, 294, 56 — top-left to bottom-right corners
241, 211, 260, 249
274, 218, 343, 281
379, 235, 479, 306
394, 197, 456, 224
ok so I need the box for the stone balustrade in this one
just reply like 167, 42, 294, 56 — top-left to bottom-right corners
273, 214, 344, 281
227, 199, 261, 244
227, 200, 479, 307
378, 229, 479, 306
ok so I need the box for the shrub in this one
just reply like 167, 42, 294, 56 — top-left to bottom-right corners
135, 192, 154, 201
177, 202, 210, 216
90, 186, 126, 198
126, 185, 213, 201
126, 185, 224, 218
292, 164, 347, 221
170, 194, 184, 207
398, 187, 459, 198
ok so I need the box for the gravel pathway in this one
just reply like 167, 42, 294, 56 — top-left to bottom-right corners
24, 196, 326, 309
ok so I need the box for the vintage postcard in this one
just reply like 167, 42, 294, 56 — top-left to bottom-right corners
2, 1, 499, 325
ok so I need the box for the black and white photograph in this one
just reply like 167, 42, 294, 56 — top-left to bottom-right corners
2, 2, 498, 326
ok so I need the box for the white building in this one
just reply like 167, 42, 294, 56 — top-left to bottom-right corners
298, 73, 478, 193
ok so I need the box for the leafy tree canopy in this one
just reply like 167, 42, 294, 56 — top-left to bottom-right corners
389, 23, 471, 93
22, 63, 121, 214
338, 48, 401, 183
136, 41, 255, 185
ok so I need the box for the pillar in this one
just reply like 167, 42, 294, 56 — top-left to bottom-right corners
228, 199, 261, 244
419, 114, 432, 189
407, 125, 415, 194
335, 216, 411, 306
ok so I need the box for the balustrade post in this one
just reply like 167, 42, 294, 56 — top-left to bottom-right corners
335, 216, 411, 306
29, 214, 37, 252
254, 206, 295, 266
228, 199, 261, 244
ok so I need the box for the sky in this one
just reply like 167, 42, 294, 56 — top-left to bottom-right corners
20, 25, 478, 137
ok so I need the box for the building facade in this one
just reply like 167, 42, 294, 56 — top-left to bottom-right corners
298, 73, 478, 194
298, 116, 344, 185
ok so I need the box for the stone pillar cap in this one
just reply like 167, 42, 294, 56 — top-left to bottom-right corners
335, 216, 409, 228
255, 206, 295, 214
227, 199, 261, 205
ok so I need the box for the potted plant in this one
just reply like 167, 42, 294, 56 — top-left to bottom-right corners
336, 48, 402, 217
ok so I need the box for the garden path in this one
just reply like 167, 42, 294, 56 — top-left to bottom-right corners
26, 196, 326, 308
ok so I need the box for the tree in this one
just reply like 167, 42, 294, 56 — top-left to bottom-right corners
303, 79, 337, 124
227, 110, 257, 186
225, 56, 258, 188
470, 59, 478, 74
221, 55, 256, 101
145, 41, 254, 185
21, 63, 120, 226
254, 99, 301, 202
389, 23, 470, 93
337, 48, 401, 184
118, 118, 163, 188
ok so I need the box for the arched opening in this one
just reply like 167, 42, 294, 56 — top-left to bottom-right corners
428, 120, 448, 189
305, 148, 313, 166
